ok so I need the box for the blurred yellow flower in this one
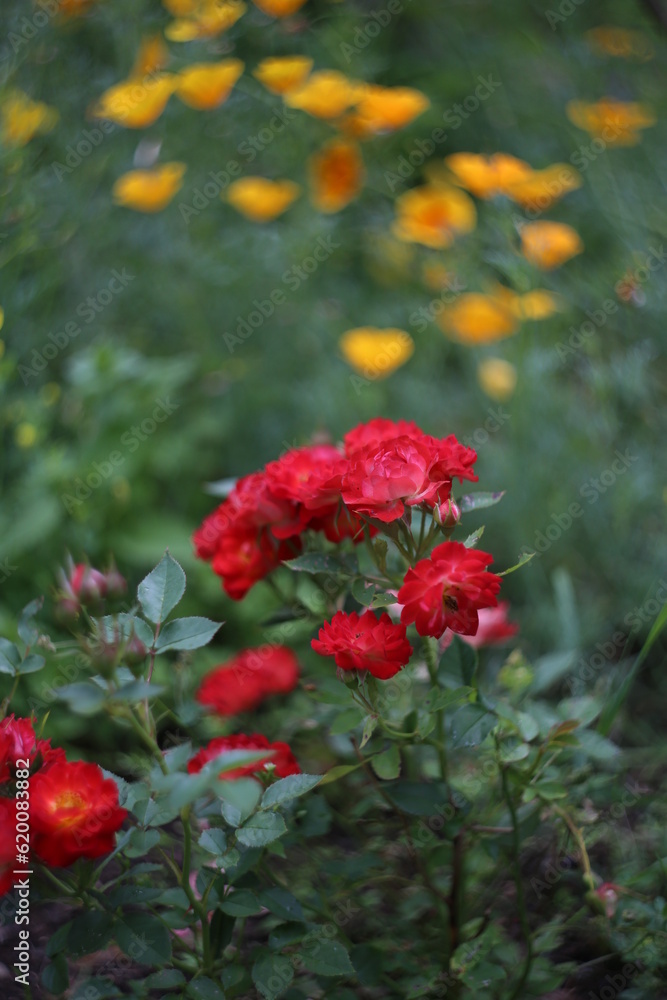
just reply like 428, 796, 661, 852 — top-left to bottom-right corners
130, 35, 171, 79
343, 85, 430, 138
165, 0, 246, 41
477, 358, 517, 401
445, 152, 532, 199
520, 221, 583, 270
309, 139, 364, 213
438, 291, 517, 345
226, 177, 300, 221
340, 327, 414, 378
252, 0, 307, 15
392, 185, 476, 249
92, 76, 176, 128
284, 70, 362, 119
0, 307, 4, 330
59, 0, 97, 15
566, 98, 655, 146
253, 56, 313, 95
421, 261, 453, 291
0, 340, 4, 361
176, 60, 244, 110
112, 163, 187, 212
503, 163, 581, 211
1, 90, 58, 147
163, 0, 200, 12
586, 27, 653, 61
511, 289, 562, 320
40, 383, 61, 407
15, 423, 38, 449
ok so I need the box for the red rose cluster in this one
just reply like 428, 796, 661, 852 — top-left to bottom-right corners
194, 420, 477, 600
196, 645, 299, 716
1, 716, 127, 894
187, 734, 300, 782
312, 610, 413, 679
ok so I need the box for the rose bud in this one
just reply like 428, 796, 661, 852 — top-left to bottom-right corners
104, 565, 127, 601
124, 634, 148, 676
434, 499, 461, 529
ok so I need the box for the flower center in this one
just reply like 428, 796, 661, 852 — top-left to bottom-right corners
54, 791, 86, 810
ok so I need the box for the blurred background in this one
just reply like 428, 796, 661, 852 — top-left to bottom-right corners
0, 0, 665, 677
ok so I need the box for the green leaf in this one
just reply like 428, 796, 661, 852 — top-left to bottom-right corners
56, 681, 106, 715
236, 811, 287, 847
252, 953, 294, 1000
449, 704, 496, 748
330, 708, 363, 735
18, 597, 43, 646
299, 938, 355, 976
218, 777, 263, 823
124, 828, 161, 858
459, 491, 505, 513
109, 680, 166, 701
199, 828, 228, 855
219, 889, 263, 917
66, 912, 114, 957
371, 745, 401, 780
351, 577, 377, 606
385, 780, 449, 815
154, 616, 222, 652
42, 955, 69, 995
0, 639, 21, 675
186, 977, 226, 999
258, 887, 304, 922
145, 970, 186, 989
463, 526, 485, 547
370, 591, 398, 608
424, 686, 475, 713
360, 715, 378, 748
498, 551, 536, 577
115, 912, 171, 965
530, 651, 578, 693
441, 637, 478, 688
318, 762, 365, 785
261, 773, 321, 809
137, 551, 186, 624
285, 552, 358, 576
97, 613, 154, 648
17, 653, 45, 675
531, 781, 568, 801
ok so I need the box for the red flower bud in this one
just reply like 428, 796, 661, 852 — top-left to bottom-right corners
435, 499, 461, 529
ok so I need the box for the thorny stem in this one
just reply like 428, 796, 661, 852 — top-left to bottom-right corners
499, 760, 533, 1000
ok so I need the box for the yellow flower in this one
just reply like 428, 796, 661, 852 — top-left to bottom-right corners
309, 139, 364, 213
477, 358, 517, 401
91, 76, 176, 128
176, 60, 244, 110
15, 423, 38, 449
162, 0, 200, 13
421, 261, 454, 292
511, 289, 562, 320
0, 306, 4, 330
284, 70, 362, 119
59, 0, 97, 15
252, 0, 308, 15
566, 98, 655, 146
166, 0, 246, 41
339, 327, 414, 378
503, 163, 582, 212
520, 222, 583, 270
226, 177, 300, 221
112, 163, 186, 212
1, 90, 58, 147
586, 27, 653, 61
252, 56, 313, 95
40, 382, 61, 407
343, 85, 429, 138
438, 291, 517, 345
445, 152, 532, 199
392, 185, 476, 249
130, 35, 170, 79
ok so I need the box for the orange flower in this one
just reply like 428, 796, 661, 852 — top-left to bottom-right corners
343, 85, 429, 138
438, 291, 517, 345
477, 358, 517, 401
503, 163, 581, 212
166, 0, 246, 41
566, 98, 655, 146
130, 35, 170, 79
226, 177, 300, 221
511, 289, 562, 320
252, 0, 308, 15
284, 70, 362, 119
176, 60, 244, 110
58, 0, 97, 15
253, 56, 313, 95
91, 75, 176, 128
392, 185, 476, 249
309, 139, 364, 213
445, 152, 532, 199
1, 90, 58, 146
112, 163, 186, 212
520, 222, 583, 270
586, 27, 653, 62
339, 327, 414, 379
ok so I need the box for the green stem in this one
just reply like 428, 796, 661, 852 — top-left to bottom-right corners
552, 805, 595, 891
0, 674, 21, 718
181, 807, 212, 974
423, 638, 448, 782
124, 707, 168, 774
500, 762, 533, 999
144, 621, 161, 734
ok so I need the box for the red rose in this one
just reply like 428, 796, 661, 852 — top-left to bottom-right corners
197, 645, 300, 716
187, 734, 300, 781
343, 418, 422, 457
398, 540, 501, 638
0, 799, 19, 896
311, 609, 413, 679
29, 760, 127, 868
0, 715, 64, 784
